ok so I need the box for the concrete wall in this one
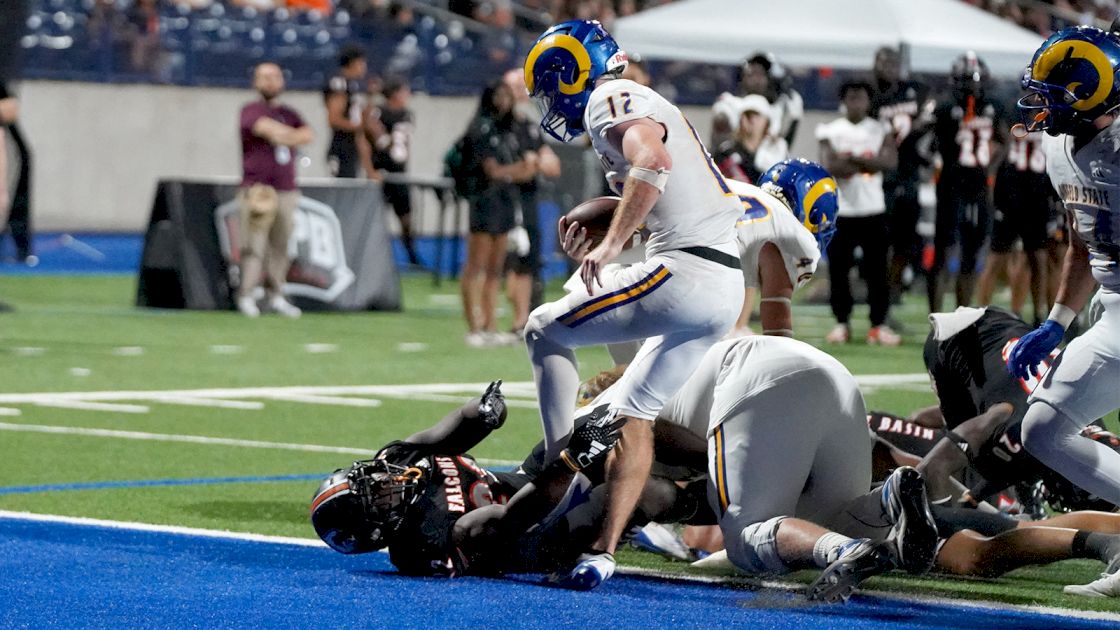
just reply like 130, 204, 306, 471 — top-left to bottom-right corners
13, 80, 837, 232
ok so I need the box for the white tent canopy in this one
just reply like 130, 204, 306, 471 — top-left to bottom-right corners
611, 0, 1046, 78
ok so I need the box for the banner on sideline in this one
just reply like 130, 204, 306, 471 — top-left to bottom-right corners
136, 178, 401, 312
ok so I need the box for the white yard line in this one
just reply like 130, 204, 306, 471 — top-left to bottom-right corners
34, 400, 150, 414
157, 397, 265, 411
0, 408, 21, 416
264, 393, 383, 408
1, 510, 1116, 623
0, 422, 522, 467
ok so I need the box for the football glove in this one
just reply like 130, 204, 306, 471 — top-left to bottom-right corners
1007, 320, 1064, 380
477, 380, 506, 429
560, 412, 627, 471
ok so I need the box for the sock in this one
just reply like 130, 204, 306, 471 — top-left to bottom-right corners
812, 532, 856, 568
1073, 531, 1120, 567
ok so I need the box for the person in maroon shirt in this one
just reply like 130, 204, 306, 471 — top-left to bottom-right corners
237, 62, 314, 318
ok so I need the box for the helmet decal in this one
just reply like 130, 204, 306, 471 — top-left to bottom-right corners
1031, 39, 1114, 112
800, 176, 837, 234
524, 33, 593, 96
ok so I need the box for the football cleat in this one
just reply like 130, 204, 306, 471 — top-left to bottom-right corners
629, 522, 693, 562
1064, 571, 1120, 597
807, 539, 896, 603
881, 466, 939, 575
548, 551, 616, 590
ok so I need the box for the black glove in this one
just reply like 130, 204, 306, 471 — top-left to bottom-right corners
561, 412, 627, 471
478, 380, 506, 429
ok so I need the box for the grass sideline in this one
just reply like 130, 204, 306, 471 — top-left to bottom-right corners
0, 274, 1117, 613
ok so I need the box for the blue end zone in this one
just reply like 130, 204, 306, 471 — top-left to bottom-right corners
1, 516, 1113, 629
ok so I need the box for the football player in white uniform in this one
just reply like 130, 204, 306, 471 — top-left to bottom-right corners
726, 161, 836, 337
521, 20, 750, 590
585, 336, 939, 602
1009, 26, 1120, 508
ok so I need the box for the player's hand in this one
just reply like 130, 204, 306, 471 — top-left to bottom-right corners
580, 239, 623, 295
562, 413, 627, 470
478, 380, 506, 429
1007, 320, 1064, 380
558, 216, 592, 262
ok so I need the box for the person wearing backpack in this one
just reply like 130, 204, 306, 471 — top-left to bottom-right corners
455, 79, 540, 348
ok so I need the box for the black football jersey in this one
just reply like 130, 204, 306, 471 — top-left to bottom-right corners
323, 74, 361, 148
925, 307, 1060, 497
933, 97, 1003, 197
371, 106, 413, 172
872, 80, 931, 182
868, 411, 943, 457
380, 442, 523, 576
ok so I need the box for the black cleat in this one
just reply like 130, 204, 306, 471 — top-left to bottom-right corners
882, 466, 939, 575
807, 539, 896, 603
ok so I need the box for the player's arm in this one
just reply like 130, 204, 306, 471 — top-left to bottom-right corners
398, 381, 507, 456
910, 405, 947, 429
1052, 213, 1098, 315
757, 242, 794, 337
356, 132, 380, 180
326, 91, 358, 132
251, 117, 314, 147
852, 129, 898, 173
579, 118, 670, 292
918, 402, 1014, 504
818, 139, 858, 178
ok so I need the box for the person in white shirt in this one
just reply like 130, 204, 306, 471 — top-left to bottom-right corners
817, 80, 901, 346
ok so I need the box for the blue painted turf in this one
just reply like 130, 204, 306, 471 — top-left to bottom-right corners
0, 516, 1112, 629
0, 473, 325, 496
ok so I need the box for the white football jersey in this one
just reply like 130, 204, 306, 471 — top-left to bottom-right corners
658, 336, 854, 438
1043, 118, 1120, 291
583, 79, 741, 257
726, 179, 820, 290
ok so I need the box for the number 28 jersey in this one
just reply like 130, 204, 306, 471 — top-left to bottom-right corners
1043, 117, 1120, 291
583, 79, 742, 258
933, 98, 1003, 198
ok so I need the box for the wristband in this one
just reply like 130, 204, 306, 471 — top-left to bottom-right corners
1048, 304, 1077, 329
559, 450, 581, 472
760, 297, 792, 305
762, 328, 794, 336
628, 166, 670, 192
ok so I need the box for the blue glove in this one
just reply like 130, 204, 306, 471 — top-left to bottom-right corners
1007, 320, 1065, 380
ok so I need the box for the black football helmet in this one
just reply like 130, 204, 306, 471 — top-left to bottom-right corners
310, 458, 424, 554
950, 51, 990, 102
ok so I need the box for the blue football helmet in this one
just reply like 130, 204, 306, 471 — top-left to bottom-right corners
523, 20, 628, 142
1019, 26, 1120, 136
759, 159, 839, 250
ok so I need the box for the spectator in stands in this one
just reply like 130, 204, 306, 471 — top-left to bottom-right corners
459, 79, 539, 347
870, 46, 934, 306
503, 68, 561, 336
0, 81, 32, 265
324, 46, 378, 180
368, 76, 421, 266
286, 0, 332, 13
713, 94, 788, 184
236, 62, 313, 318
126, 0, 163, 77
817, 80, 900, 346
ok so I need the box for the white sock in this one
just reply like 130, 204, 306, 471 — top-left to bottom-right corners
813, 532, 856, 568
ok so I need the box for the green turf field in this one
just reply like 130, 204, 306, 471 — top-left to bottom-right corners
0, 274, 1116, 614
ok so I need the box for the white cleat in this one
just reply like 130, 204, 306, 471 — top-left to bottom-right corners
690, 549, 733, 570
236, 296, 260, 318
630, 522, 693, 562
548, 552, 616, 591
1064, 571, 1120, 597
269, 296, 302, 319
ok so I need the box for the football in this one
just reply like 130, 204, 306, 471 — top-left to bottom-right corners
563, 196, 621, 243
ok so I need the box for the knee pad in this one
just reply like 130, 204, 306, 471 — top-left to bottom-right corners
723, 516, 789, 576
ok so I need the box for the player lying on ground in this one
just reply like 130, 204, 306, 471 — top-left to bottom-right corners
310, 381, 715, 578
868, 407, 1120, 594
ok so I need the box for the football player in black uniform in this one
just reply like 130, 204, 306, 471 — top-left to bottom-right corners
871, 46, 934, 305
309, 382, 709, 578
928, 52, 1006, 313
323, 46, 376, 180
368, 77, 420, 266
978, 116, 1056, 326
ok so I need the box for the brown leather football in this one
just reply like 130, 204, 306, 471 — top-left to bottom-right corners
564, 196, 621, 242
